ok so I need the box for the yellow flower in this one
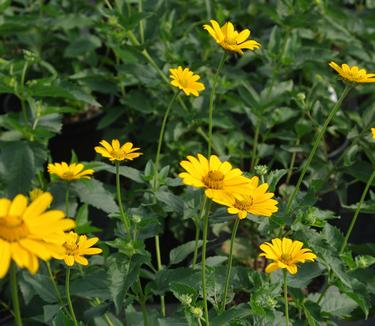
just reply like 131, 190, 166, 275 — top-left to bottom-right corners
0, 193, 75, 277
169, 66, 205, 96
95, 139, 142, 162
329, 61, 375, 83
203, 20, 261, 55
179, 154, 252, 199
371, 128, 375, 139
29, 188, 44, 201
48, 162, 94, 181
62, 231, 102, 266
211, 176, 278, 219
259, 238, 317, 274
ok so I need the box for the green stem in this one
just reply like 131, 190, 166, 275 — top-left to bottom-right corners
115, 161, 131, 237
138, 0, 144, 44
65, 183, 70, 217
221, 218, 240, 312
204, 0, 212, 19
20, 61, 29, 125
153, 92, 179, 190
283, 270, 289, 326
10, 264, 22, 326
66, 269, 78, 326
339, 170, 375, 254
192, 219, 201, 268
137, 278, 149, 325
201, 197, 210, 326
285, 85, 351, 215
154, 234, 166, 317
208, 52, 226, 156
104, 0, 113, 9
286, 139, 300, 185
316, 279, 330, 305
250, 121, 261, 172
46, 262, 70, 317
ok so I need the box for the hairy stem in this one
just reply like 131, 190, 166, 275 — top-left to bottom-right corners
10, 264, 22, 326
66, 269, 78, 326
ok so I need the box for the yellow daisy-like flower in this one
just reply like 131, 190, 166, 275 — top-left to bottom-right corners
48, 162, 94, 181
329, 61, 375, 83
179, 154, 252, 199
0, 193, 75, 278
29, 188, 45, 201
95, 139, 142, 162
203, 20, 261, 55
211, 176, 278, 219
62, 231, 102, 266
169, 66, 205, 96
371, 128, 375, 139
259, 238, 317, 275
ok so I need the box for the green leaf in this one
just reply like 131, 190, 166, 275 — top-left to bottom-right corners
169, 240, 202, 265
71, 179, 118, 214
266, 169, 287, 192
210, 304, 251, 325
91, 161, 144, 183
70, 270, 110, 300
287, 262, 323, 288
156, 190, 184, 215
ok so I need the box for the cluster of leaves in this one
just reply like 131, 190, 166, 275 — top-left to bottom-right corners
0, 0, 374, 325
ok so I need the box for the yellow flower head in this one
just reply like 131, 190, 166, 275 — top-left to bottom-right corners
0, 193, 75, 277
62, 231, 102, 266
95, 139, 142, 162
179, 154, 252, 199
29, 188, 45, 201
203, 20, 261, 55
329, 61, 375, 84
211, 176, 278, 219
169, 66, 205, 96
371, 128, 375, 139
259, 238, 317, 275
48, 162, 94, 181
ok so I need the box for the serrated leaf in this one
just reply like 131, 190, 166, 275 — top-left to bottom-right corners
169, 240, 202, 265
71, 179, 118, 214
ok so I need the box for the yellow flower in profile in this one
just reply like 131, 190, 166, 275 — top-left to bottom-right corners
179, 154, 252, 199
211, 176, 278, 219
0, 193, 75, 278
371, 128, 375, 139
259, 238, 317, 274
95, 139, 142, 162
329, 61, 375, 83
29, 188, 44, 201
62, 231, 102, 266
48, 162, 94, 181
203, 20, 261, 55
169, 66, 205, 96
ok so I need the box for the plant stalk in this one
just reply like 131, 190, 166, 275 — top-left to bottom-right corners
66, 269, 79, 326
250, 121, 261, 172
115, 161, 131, 238
201, 197, 210, 326
339, 170, 375, 254
19, 61, 29, 125
221, 217, 240, 312
285, 85, 351, 215
65, 183, 70, 216
208, 52, 226, 156
10, 263, 22, 326
283, 270, 289, 326
192, 219, 201, 268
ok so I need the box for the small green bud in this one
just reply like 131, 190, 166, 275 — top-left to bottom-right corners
179, 294, 192, 306
108, 16, 118, 26
303, 208, 316, 225
296, 92, 306, 102
191, 307, 203, 319
132, 215, 142, 224
23, 49, 39, 63
254, 165, 268, 176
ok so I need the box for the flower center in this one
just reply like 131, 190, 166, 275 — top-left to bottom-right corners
0, 215, 29, 242
203, 170, 224, 189
234, 196, 254, 211
62, 171, 75, 180
110, 150, 124, 160
64, 241, 78, 255
280, 253, 292, 264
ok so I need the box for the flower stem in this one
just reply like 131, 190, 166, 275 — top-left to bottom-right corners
208, 52, 226, 156
19, 61, 29, 125
285, 85, 351, 215
10, 263, 22, 326
201, 197, 210, 326
192, 219, 201, 268
154, 92, 179, 191
65, 183, 70, 217
46, 262, 70, 317
250, 121, 260, 172
286, 139, 300, 185
283, 270, 289, 326
136, 278, 149, 325
339, 170, 375, 254
221, 217, 240, 312
66, 269, 78, 326
115, 161, 131, 238
138, 0, 144, 44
